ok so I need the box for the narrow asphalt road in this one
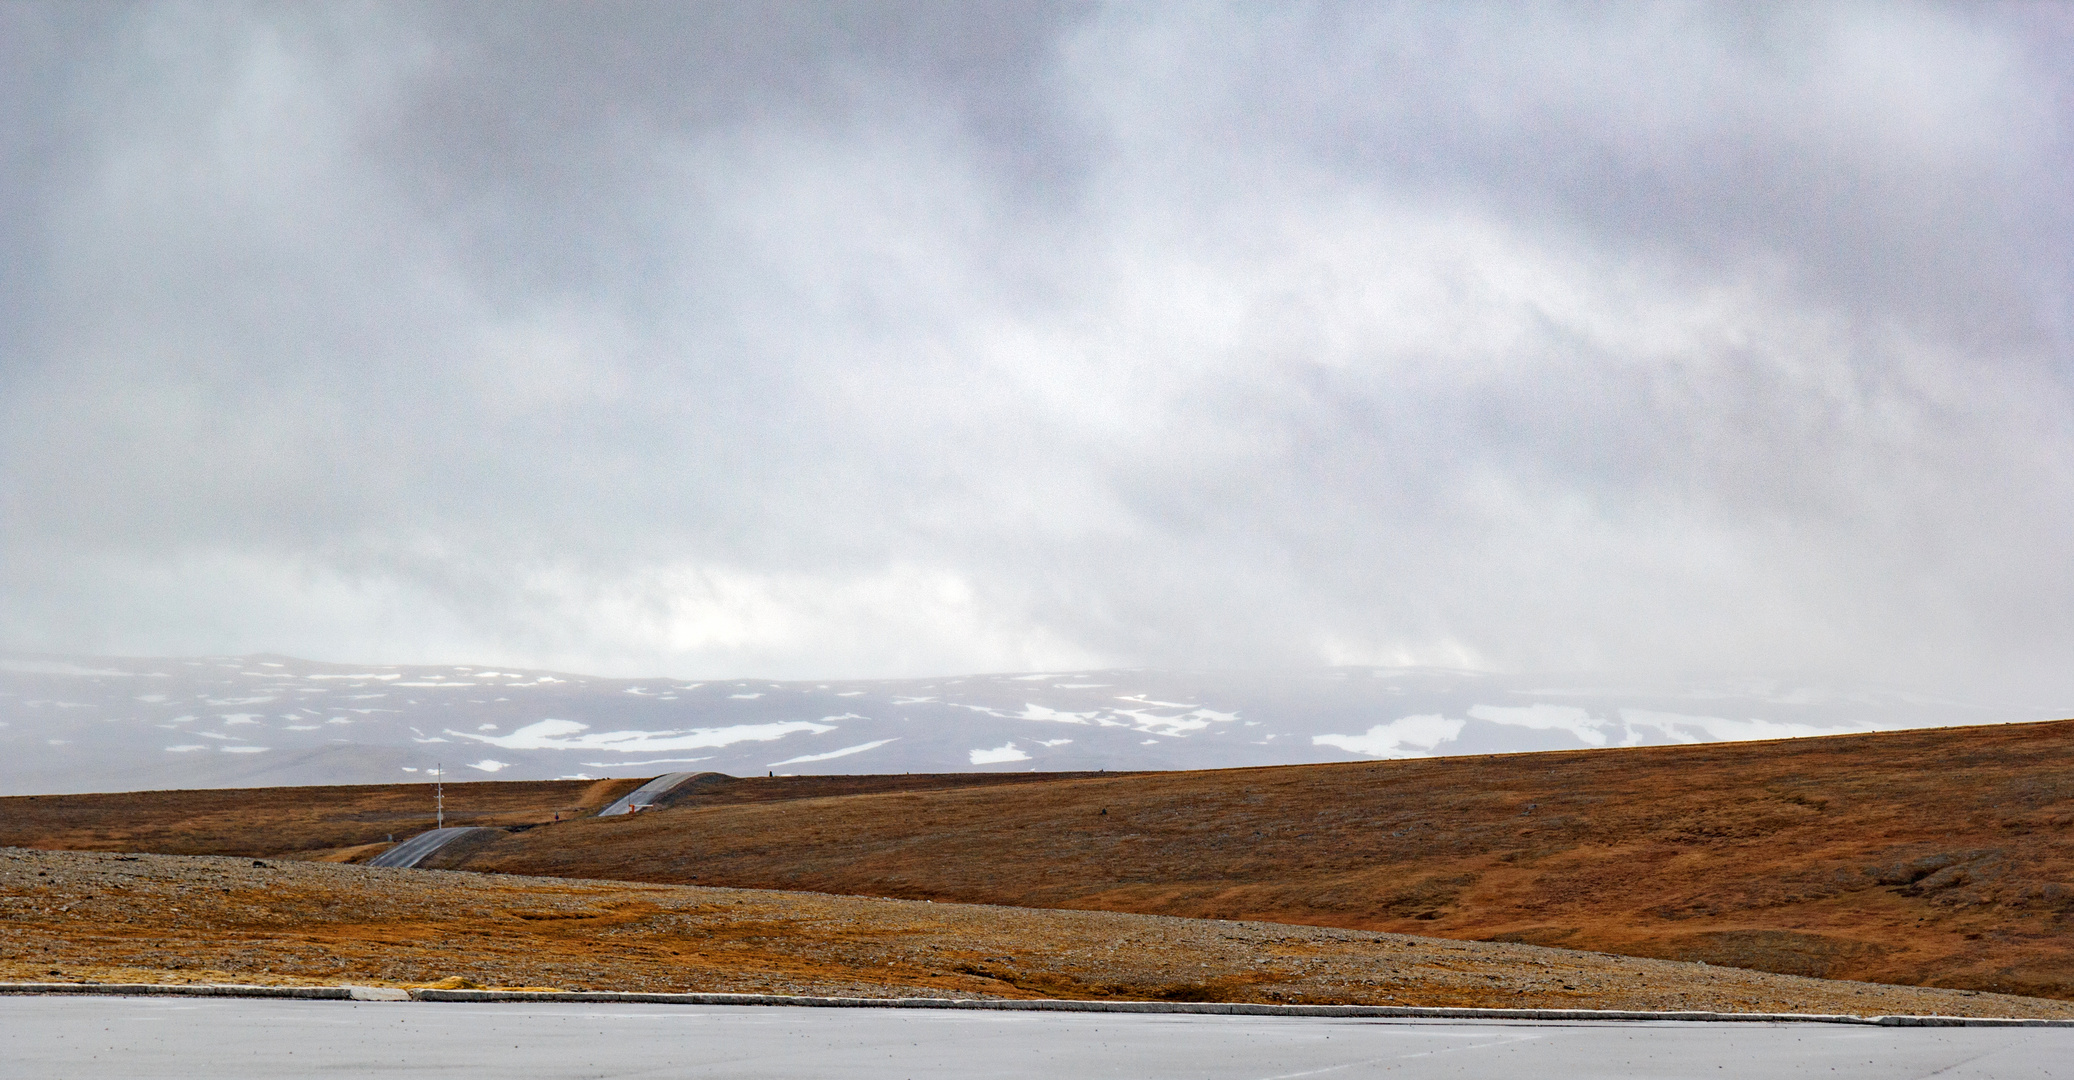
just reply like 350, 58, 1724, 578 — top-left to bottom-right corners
595, 772, 704, 816
370, 772, 695, 866
365, 827, 499, 868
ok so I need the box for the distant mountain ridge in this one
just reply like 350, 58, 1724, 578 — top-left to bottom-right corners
0, 653, 2055, 795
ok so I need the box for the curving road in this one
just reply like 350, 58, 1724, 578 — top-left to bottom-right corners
370, 773, 701, 868
596, 772, 706, 816
365, 827, 500, 869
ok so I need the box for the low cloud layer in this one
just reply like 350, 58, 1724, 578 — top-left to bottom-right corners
3, 3, 2072, 694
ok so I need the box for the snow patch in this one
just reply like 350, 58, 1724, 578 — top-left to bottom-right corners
1116, 694, 1196, 708
1468, 703, 1609, 745
770, 738, 899, 766
1618, 709, 1853, 744
578, 757, 712, 767
452, 717, 838, 752
1114, 707, 1237, 737
1313, 714, 1467, 758
305, 673, 401, 680
1016, 703, 1093, 724
969, 742, 1031, 764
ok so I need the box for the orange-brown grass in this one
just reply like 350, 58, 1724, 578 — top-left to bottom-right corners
6, 847, 2070, 1017
0, 779, 643, 860
440, 720, 2074, 1000
8, 723, 2072, 1001
0, 772, 1116, 862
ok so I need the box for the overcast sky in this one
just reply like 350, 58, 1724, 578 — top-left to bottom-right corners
2, 2, 2071, 691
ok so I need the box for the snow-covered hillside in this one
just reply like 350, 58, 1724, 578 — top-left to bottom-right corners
0, 654, 2056, 794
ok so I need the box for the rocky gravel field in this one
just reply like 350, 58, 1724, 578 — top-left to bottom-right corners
5, 847, 2071, 1017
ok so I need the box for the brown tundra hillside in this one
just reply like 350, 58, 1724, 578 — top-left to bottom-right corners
7, 720, 2072, 999
442, 720, 2074, 999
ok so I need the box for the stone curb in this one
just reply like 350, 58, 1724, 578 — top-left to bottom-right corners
404, 989, 2074, 1026
4, 982, 2067, 1025
0, 982, 354, 1000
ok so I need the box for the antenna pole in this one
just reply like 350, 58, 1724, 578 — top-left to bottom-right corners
435, 763, 444, 829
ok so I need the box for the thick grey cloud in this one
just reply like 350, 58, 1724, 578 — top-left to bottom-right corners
3, 2, 2071, 693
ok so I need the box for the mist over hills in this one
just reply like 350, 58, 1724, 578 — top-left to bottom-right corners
0, 653, 2053, 796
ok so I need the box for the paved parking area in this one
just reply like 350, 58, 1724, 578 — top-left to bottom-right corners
5, 997, 2070, 1078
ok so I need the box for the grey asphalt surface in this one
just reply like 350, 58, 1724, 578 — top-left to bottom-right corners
596, 771, 703, 816
363, 826, 495, 868
5, 998, 2070, 1078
